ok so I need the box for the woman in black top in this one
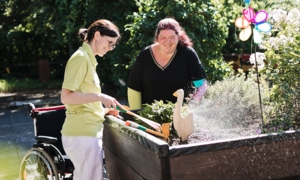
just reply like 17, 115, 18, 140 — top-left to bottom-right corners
127, 17, 207, 109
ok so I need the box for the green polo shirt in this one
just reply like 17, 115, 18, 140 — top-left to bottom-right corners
61, 42, 105, 138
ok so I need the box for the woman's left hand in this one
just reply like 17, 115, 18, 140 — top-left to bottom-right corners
105, 108, 119, 117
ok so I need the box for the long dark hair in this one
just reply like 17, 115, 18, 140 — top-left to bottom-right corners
154, 17, 193, 47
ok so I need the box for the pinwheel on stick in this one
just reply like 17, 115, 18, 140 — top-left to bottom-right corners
235, 2, 272, 44
234, 0, 272, 133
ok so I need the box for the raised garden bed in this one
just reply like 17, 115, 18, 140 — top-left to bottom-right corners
103, 115, 300, 180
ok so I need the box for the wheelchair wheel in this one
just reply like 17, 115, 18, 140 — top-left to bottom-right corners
19, 147, 59, 180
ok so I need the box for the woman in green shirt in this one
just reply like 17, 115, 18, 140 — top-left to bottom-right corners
61, 19, 122, 180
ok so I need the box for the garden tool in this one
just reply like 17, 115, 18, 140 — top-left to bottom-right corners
125, 120, 168, 140
117, 105, 162, 132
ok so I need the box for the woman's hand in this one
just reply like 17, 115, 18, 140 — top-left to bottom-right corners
105, 108, 120, 117
99, 93, 122, 109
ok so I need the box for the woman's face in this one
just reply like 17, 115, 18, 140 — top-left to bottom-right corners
94, 32, 118, 57
157, 29, 179, 53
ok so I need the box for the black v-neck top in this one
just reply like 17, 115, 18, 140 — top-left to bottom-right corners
150, 47, 177, 70
127, 45, 207, 104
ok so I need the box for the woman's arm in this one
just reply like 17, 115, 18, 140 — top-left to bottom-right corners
193, 79, 205, 88
127, 87, 142, 109
61, 88, 122, 109
192, 79, 208, 102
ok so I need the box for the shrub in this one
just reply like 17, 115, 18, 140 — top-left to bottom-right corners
185, 73, 271, 141
138, 100, 175, 125
259, 5, 300, 130
137, 99, 191, 137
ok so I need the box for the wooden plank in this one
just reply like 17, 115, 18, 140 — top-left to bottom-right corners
104, 116, 300, 180
105, 148, 145, 180
160, 157, 171, 180
103, 123, 166, 180
169, 139, 300, 180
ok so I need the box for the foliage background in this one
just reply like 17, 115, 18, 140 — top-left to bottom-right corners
0, 0, 250, 95
0, 0, 265, 96
2, 0, 300, 134
259, 0, 300, 129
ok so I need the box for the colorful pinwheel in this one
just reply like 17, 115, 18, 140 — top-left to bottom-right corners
234, 0, 269, 130
235, 5, 272, 44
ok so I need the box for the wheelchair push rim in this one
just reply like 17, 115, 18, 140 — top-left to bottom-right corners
19, 147, 59, 180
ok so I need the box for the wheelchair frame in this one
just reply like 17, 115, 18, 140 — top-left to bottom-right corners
19, 103, 74, 180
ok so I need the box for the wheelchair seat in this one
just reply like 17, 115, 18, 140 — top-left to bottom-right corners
32, 105, 67, 155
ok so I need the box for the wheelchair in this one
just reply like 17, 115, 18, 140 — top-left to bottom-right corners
19, 104, 74, 180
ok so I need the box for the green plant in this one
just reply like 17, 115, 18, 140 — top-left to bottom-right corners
263, 117, 293, 133
138, 100, 175, 125
259, 4, 300, 130
137, 99, 197, 138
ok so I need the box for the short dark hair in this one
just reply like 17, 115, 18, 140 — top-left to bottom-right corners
78, 19, 121, 43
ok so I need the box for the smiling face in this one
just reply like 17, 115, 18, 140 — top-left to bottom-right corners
92, 31, 118, 57
157, 29, 179, 54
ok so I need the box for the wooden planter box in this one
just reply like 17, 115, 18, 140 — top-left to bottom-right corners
103, 115, 300, 180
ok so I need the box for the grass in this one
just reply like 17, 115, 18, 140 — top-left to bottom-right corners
0, 142, 28, 180
0, 78, 62, 93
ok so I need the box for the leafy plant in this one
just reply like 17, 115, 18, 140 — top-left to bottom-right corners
137, 99, 196, 138
259, 4, 300, 130
137, 100, 175, 126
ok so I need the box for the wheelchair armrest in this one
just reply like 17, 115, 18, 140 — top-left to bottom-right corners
35, 135, 58, 144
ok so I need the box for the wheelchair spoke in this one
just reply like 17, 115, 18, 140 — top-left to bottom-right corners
20, 148, 59, 180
